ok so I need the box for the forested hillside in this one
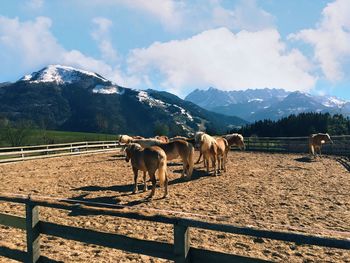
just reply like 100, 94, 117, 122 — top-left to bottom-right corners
234, 113, 350, 137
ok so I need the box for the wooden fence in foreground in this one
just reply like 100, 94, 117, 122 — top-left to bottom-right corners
0, 141, 121, 163
240, 135, 350, 156
0, 195, 349, 263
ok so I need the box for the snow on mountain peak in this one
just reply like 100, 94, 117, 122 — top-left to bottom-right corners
19, 64, 108, 84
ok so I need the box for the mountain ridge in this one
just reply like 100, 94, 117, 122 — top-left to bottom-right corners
0, 65, 246, 136
185, 87, 350, 121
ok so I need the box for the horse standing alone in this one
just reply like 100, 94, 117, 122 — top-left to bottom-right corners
309, 133, 333, 156
223, 133, 245, 150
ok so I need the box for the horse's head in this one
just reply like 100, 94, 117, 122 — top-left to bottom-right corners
124, 143, 142, 162
325, 133, 333, 144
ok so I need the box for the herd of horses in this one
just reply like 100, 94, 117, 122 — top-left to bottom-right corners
119, 132, 333, 199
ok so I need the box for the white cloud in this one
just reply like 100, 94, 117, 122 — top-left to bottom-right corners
127, 27, 316, 96
119, 0, 184, 30
25, 0, 44, 10
289, 0, 350, 81
84, 0, 184, 31
0, 16, 127, 85
91, 17, 118, 63
81, 0, 274, 32
209, 0, 275, 31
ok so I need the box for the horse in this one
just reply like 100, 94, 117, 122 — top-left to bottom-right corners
131, 139, 194, 178
119, 134, 134, 144
197, 133, 218, 176
194, 131, 205, 164
309, 133, 333, 156
158, 140, 194, 179
132, 138, 164, 148
223, 133, 245, 150
155, 135, 169, 143
132, 135, 144, 140
169, 136, 196, 146
215, 137, 229, 172
125, 143, 168, 199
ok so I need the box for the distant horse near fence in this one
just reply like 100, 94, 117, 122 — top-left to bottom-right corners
224, 133, 245, 150
309, 133, 333, 156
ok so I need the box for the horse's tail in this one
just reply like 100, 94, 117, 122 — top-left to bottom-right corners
157, 154, 167, 187
187, 144, 194, 178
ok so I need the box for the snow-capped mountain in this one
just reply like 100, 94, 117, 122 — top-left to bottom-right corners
185, 87, 350, 121
0, 65, 246, 136
20, 65, 109, 84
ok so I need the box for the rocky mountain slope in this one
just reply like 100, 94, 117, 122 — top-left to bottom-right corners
0, 65, 246, 136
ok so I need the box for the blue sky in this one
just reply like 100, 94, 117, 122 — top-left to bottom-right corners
0, 0, 350, 100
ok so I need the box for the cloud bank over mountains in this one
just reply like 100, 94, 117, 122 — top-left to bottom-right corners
1, 0, 350, 97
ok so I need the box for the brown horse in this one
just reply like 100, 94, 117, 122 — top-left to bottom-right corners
309, 133, 333, 156
131, 139, 194, 179
216, 137, 229, 172
119, 134, 134, 144
194, 131, 205, 164
158, 140, 194, 179
197, 133, 218, 176
223, 133, 245, 150
125, 143, 168, 199
155, 135, 169, 143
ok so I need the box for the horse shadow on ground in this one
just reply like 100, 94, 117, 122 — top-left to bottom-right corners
72, 167, 210, 194
294, 156, 316, 163
72, 184, 134, 194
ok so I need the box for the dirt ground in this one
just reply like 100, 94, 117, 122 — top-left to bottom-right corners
0, 150, 349, 262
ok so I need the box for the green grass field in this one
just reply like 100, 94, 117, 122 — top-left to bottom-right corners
0, 128, 117, 147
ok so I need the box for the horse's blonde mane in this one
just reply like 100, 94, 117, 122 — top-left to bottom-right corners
201, 134, 216, 151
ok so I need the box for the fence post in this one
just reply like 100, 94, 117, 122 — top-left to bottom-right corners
21, 148, 24, 159
26, 201, 40, 263
174, 223, 190, 263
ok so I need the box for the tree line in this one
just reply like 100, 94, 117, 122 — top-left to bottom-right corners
231, 113, 350, 137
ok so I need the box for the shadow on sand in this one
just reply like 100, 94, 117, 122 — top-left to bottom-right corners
294, 156, 316, 163
68, 168, 211, 215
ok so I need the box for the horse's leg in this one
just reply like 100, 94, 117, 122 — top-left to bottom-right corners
181, 158, 186, 178
162, 171, 168, 199
224, 152, 227, 172
217, 155, 221, 173
213, 155, 217, 176
143, 171, 148, 192
205, 155, 210, 175
147, 172, 157, 199
195, 151, 202, 164
132, 167, 139, 194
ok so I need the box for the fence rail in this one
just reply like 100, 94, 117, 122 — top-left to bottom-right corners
0, 194, 349, 262
0, 141, 121, 163
240, 135, 350, 156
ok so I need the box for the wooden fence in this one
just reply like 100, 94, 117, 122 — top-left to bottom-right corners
240, 135, 350, 156
0, 194, 349, 262
0, 141, 121, 163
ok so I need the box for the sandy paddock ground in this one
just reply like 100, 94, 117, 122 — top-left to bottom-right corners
0, 150, 349, 262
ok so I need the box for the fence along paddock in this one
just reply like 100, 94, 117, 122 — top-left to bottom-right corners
239, 135, 350, 156
0, 194, 349, 262
0, 141, 121, 163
